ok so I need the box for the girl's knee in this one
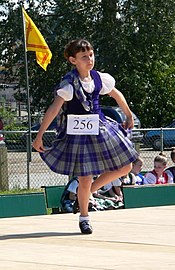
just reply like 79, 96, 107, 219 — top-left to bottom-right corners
79, 176, 92, 188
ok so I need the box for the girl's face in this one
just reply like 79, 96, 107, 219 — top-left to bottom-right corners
69, 49, 95, 75
132, 160, 143, 174
154, 162, 166, 176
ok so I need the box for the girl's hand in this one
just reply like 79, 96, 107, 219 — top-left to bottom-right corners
109, 88, 134, 129
108, 197, 118, 203
32, 137, 45, 153
122, 115, 134, 130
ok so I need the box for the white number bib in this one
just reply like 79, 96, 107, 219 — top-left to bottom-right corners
67, 114, 99, 135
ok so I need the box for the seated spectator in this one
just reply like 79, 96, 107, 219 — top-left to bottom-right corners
61, 176, 100, 213
121, 157, 144, 185
93, 189, 122, 210
97, 178, 124, 208
144, 155, 173, 184
165, 148, 175, 183
61, 176, 79, 213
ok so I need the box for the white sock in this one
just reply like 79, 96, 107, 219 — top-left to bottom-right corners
79, 215, 90, 222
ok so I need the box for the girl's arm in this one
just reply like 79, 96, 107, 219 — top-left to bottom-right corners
109, 88, 134, 129
32, 96, 65, 152
69, 192, 77, 201
93, 191, 117, 202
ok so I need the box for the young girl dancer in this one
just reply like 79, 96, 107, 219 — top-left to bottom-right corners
33, 39, 138, 234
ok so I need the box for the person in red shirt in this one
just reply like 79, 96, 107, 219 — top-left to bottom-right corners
144, 155, 173, 184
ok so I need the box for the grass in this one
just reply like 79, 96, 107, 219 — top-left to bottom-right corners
0, 188, 43, 195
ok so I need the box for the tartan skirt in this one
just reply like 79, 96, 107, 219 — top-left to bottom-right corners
40, 118, 138, 176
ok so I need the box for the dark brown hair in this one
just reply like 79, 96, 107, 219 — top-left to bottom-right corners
170, 147, 175, 160
64, 39, 93, 60
133, 156, 143, 165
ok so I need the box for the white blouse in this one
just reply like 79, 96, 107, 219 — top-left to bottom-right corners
56, 71, 115, 101
144, 172, 173, 184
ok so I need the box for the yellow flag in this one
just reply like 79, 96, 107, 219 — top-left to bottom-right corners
23, 8, 52, 71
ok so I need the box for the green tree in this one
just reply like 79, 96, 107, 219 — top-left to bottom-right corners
0, 0, 175, 127
113, 0, 175, 127
95, 0, 175, 127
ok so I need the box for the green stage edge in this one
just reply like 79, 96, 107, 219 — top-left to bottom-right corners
0, 192, 47, 218
123, 184, 175, 209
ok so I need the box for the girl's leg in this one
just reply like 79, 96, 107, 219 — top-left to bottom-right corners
78, 175, 93, 234
78, 175, 92, 216
91, 163, 132, 193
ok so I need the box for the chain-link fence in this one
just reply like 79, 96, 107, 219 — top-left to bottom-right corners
0, 130, 68, 190
133, 127, 175, 172
0, 128, 175, 191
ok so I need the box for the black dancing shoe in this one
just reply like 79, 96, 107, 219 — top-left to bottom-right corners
72, 198, 79, 214
79, 220, 93, 234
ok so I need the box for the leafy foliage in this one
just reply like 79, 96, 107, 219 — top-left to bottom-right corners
0, 0, 175, 127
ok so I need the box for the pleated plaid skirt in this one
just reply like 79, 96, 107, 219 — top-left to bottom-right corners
40, 117, 138, 176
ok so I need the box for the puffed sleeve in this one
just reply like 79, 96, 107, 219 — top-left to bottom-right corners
112, 178, 122, 186
166, 170, 174, 184
98, 71, 116, 95
143, 172, 156, 184
56, 84, 74, 101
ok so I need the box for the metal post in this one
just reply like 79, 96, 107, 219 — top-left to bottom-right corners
0, 141, 9, 190
26, 133, 30, 189
20, 3, 32, 189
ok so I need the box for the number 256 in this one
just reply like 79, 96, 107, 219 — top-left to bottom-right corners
73, 119, 93, 130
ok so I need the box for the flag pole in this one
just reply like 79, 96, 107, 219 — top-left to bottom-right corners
20, 2, 32, 189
